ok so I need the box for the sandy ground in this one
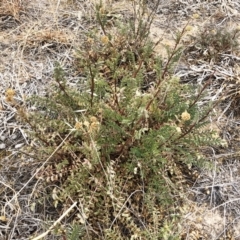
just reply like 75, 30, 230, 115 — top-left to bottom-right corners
1, 0, 240, 239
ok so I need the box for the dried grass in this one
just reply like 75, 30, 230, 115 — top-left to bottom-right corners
0, 0, 240, 239
0, 0, 24, 20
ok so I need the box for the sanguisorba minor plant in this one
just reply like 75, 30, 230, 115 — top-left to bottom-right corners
21, 0, 222, 239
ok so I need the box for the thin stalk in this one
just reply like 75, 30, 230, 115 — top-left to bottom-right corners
145, 22, 190, 111
88, 63, 95, 107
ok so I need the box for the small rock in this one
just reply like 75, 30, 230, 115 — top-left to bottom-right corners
10, 134, 17, 140
0, 143, 6, 149
15, 143, 24, 149
0, 135, 6, 141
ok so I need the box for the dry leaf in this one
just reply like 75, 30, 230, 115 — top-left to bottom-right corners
0, 215, 7, 222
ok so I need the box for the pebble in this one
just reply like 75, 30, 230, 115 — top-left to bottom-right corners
0, 143, 6, 149
10, 134, 18, 140
0, 135, 6, 141
15, 143, 24, 149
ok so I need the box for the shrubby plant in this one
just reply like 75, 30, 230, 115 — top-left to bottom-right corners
20, 0, 222, 239
187, 25, 240, 62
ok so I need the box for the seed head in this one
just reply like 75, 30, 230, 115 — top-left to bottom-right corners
185, 25, 193, 32
5, 88, 15, 102
75, 121, 83, 130
181, 110, 191, 121
101, 35, 109, 45
192, 13, 199, 19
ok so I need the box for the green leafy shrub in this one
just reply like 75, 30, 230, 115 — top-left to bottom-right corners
21, 1, 222, 239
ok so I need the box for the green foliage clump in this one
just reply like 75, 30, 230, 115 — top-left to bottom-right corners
21, 1, 222, 239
